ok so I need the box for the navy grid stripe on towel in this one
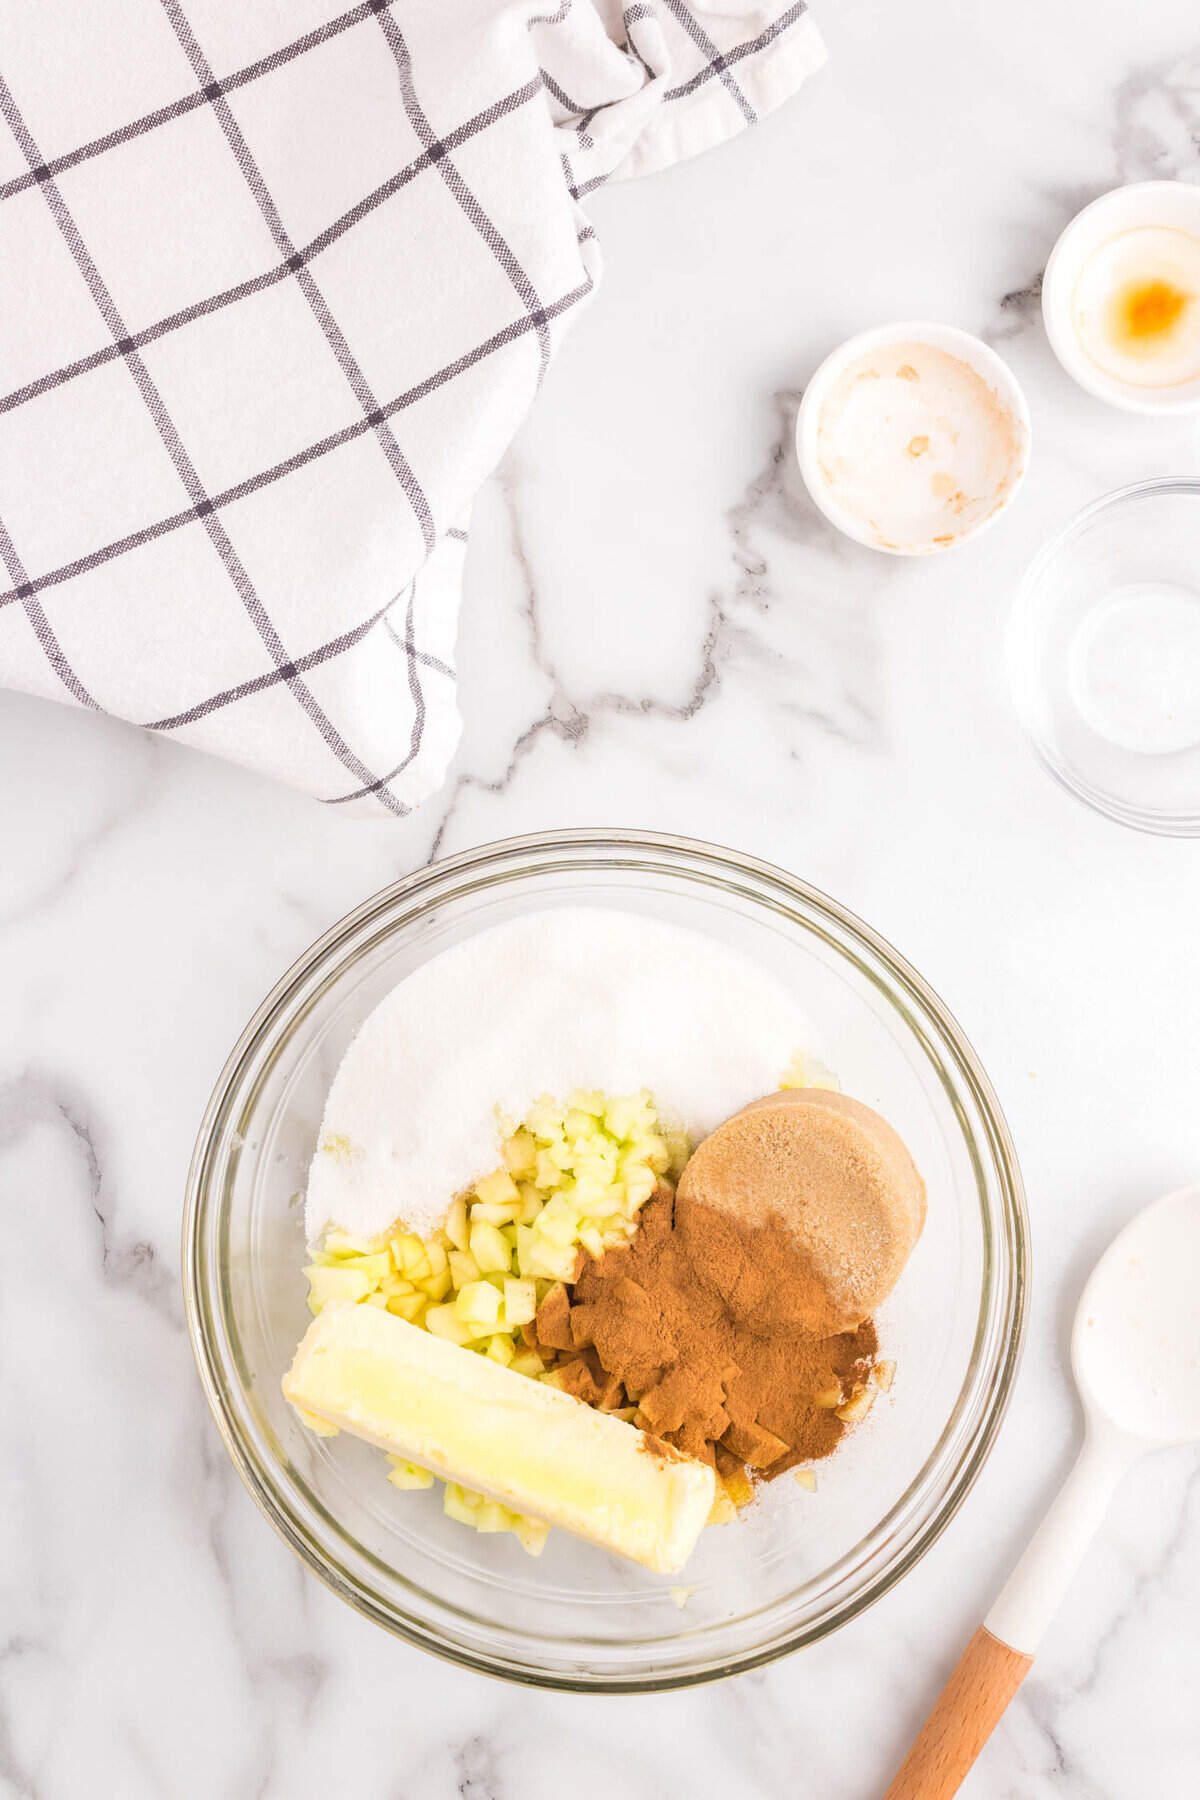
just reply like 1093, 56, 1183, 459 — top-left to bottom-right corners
160, 0, 438, 557
375, 11, 554, 384
0, 0, 403, 203
0, 0, 824, 813
0, 277, 595, 612
0, 69, 411, 817
660, 0, 757, 123
0, 77, 545, 420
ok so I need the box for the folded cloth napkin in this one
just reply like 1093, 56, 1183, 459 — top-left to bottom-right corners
0, 0, 823, 815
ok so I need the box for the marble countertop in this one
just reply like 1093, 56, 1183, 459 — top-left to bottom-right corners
3, 3, 1200, 1795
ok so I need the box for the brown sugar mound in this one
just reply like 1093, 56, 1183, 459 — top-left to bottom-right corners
675, 1087, 926, 1335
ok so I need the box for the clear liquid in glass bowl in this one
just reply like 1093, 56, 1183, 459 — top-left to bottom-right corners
184, 831, 1026, 1689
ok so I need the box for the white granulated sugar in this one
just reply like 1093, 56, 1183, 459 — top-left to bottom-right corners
304, 907, 814, 1244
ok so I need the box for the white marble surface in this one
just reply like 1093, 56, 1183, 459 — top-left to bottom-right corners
3, 3, 1200, 1794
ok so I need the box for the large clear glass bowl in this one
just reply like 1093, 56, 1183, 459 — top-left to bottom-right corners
183, 831, 1027, 1690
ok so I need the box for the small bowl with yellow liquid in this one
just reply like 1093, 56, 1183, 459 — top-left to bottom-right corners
1042, 181, 1200, 413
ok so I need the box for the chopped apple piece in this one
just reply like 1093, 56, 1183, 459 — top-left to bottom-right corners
322, 1229, 385, 1258
525, 1098, 564, 1140
469, 1219, 511, 1273
445, 1194, 469, 1251
448, 1249, 481, 1289
425, 1303, 475, 1346
718, 1465, 756, 1509
293, 1405, 340, 1437
512, 1515, 549, 1555
532, 1193, 577, 1248
502, 1277, 537, 1329
474, 1169, 519, 1209
836, 1387, 875, 1425
304, 1264, 372, 1309
387, 1292, 428, 1323
455, 1281, 503, 1330
342, 1249, 392, 1281
578, 1224, 605, 1260
501, 1130, 538, 1178
387, 1456, 435, 1489
707, 1486, 736, 1525
533, 1148, 562, 1189
516, 1185, 544, 1224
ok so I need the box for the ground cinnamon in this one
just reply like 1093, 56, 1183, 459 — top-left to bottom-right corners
538, 1184, 878, 1491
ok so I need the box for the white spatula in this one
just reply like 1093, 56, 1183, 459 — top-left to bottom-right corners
883, 1184, 1200, 1800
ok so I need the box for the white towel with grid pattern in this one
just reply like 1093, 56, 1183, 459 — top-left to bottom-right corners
0, 0, 823, 814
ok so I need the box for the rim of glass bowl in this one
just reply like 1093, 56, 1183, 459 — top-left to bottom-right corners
1007, 477, 1200, 838
183, 829, 1028, 1691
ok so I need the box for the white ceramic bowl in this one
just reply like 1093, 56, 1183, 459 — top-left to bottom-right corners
795, 321, 1030, 556
1042, 181, 1200, 414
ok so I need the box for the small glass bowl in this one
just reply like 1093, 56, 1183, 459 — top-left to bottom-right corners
183, 830, 1027, 1690
1008, 480, 1200, 836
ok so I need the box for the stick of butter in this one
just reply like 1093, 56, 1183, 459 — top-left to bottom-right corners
283, 1302, 715, 1574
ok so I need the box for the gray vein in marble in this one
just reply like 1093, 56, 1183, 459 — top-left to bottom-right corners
266, 1652, 326, 1730
0, 1636, 39, 1800
989, 51, 1200, 348
429, 461, 727, 858
1012, 1677, 1080, 1796
179, 1383, 333, 1799
0, 726, 161, 932
988, 275, 1043, 344
722, 389, 883, 751
1112, 50, 1200, 184
1063, 1461, 1200, 1704
453, 1733, 503, 1800
0, 1070, 180, 1326
431, 387, 883, 858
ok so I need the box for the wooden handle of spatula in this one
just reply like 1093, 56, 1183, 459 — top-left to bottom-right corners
881, 1626, 1033, 1800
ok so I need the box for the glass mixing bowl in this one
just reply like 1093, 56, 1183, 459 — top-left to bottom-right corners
183, 831, 1027, 1690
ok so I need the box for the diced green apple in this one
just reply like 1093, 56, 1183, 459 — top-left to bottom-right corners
502, 1277, 537, 1329
386, 1457, 435, 1490
445, 1194, 470, 1251
424, 1303, 475, 1346
468, 1219, 511, 1273
454, 1281, 503, 1329
448, 1249, 481, 1289
474, 1169, 519, 1209
304, 1264, 372, 1309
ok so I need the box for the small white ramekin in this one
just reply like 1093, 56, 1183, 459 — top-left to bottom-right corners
1041, 180, 1200, 415
795, 321, 1031, 556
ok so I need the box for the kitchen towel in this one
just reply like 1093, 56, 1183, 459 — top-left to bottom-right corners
0, 0, 823, 815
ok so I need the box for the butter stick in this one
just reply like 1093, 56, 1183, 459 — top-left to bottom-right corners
283, 1302, 714, 1574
